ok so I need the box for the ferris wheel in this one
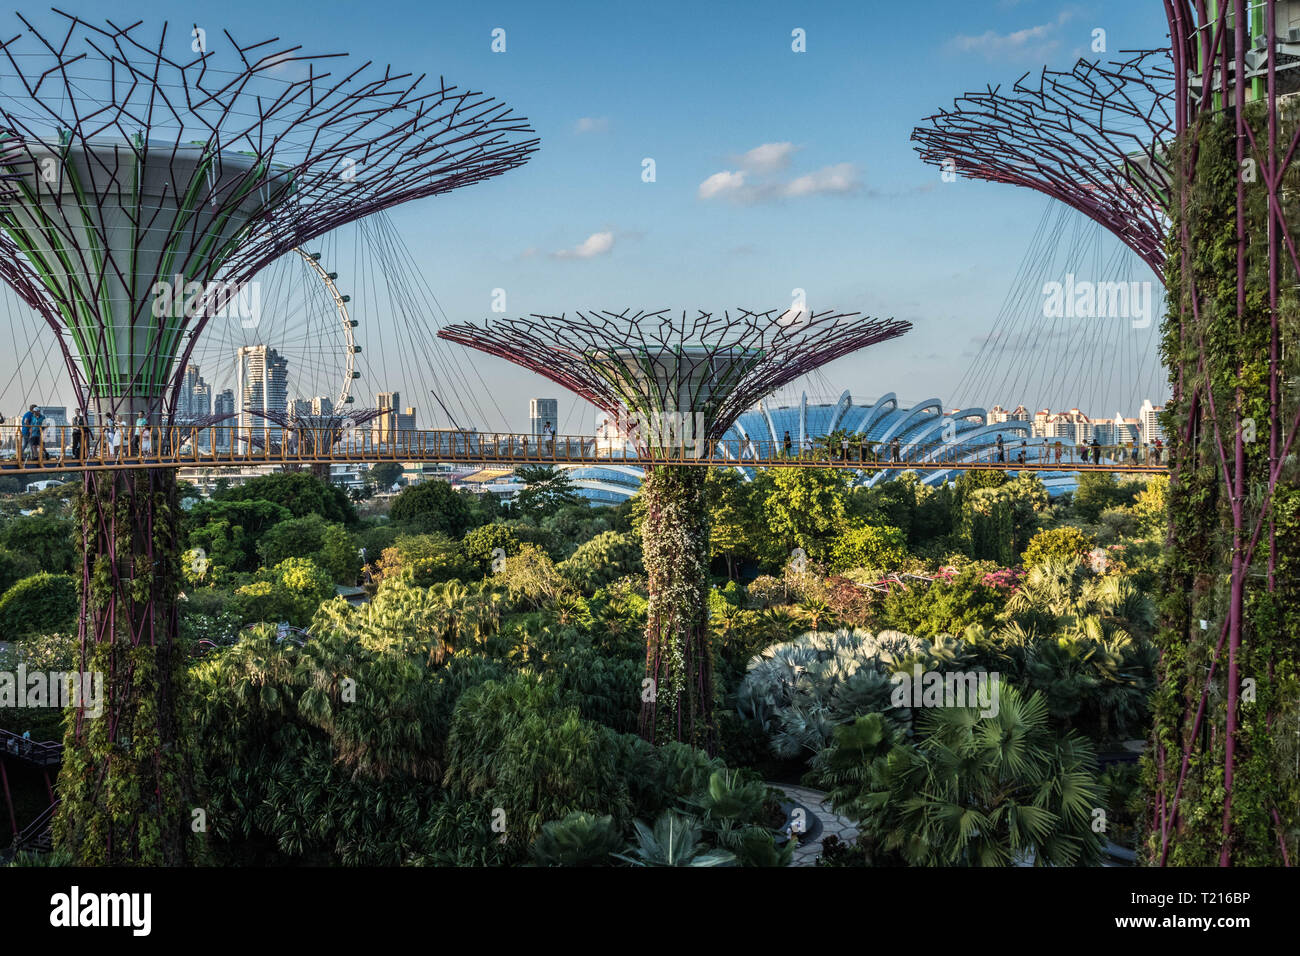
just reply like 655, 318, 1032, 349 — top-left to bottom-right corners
186, 244, 362, 416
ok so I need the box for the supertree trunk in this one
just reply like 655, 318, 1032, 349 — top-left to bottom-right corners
53, 467, 196, 864
639, 466, 717, 754
1151, 102, 1299, 867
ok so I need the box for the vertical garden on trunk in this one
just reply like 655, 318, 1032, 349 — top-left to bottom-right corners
639, 466, 715, 752
1154, 105, 1300, 866
55, 469, 197, 864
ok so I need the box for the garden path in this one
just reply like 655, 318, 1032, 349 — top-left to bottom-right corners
771, 783, 859, 867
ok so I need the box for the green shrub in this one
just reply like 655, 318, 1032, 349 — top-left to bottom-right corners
375, 534, 473, 588
1023, 526, 1096, 568
186, 499, 294, 576
877, 565, 1005, 637
543, 641, 642, 734
0, 572, 77, 638
530, 811, 623, 866
443, 674, 627, 855
828, 521, 907, 574
231, 557, 335, 627
256, 515, 361, 583
557, 530, 643, 593
1072, 472, 1133, 523
389, 480, 474, 537
0, 548, 40, 594
460, 523, 521, 573
0, 631, 78, 738
0, 515, 76, 574
215, 471, 355, 523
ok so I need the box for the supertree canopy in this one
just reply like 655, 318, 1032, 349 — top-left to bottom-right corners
1151, 0, 1300, 868
0, 12, 536, 420
439, 308, 910, 751
0, 11, 536, 864
438, 308, 910, 444
911, 51, 1173, 274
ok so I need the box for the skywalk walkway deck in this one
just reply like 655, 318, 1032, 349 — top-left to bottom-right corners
0, 425, 1169, 477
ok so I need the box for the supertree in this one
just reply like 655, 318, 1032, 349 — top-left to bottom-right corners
0, 11, 536, 863
911, 50, 1174, 274
438, 308, 910, 751
1149, 0, 1300, 867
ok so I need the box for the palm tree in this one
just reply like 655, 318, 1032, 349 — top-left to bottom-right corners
711, 599, 744, 642
818, 686, 1105, 866
797, 594, 834, 631
760, 606, 801, 645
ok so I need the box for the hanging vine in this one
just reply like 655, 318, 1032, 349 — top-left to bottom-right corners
54, 467, 203, 865
1150, 105, 1300, 866
638, 466, 717, 753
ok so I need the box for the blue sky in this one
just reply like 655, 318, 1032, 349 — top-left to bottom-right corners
0, 0, 1172, 431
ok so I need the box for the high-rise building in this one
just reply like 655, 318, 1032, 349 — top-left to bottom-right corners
1140, 398, 1164, 444
396, 406, 416, 436
292, 398, 313, 419
311, 395, 334, 417
1051, 408, 1093, 444
213, 388, 236, 451
1096, 413, 1141, 446
530, 397, 558, 436
373, 391, 399, 446
178, 363, 212, 421
236, 345, 289, 447
1031, 409, 1052, 438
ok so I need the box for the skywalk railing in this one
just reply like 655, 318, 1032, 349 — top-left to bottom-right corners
0, 424, 1169, 474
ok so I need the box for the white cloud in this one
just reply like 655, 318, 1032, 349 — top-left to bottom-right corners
698, 162, 859, 203
949, 11, 1074, 60
574, 116, 609, 134
698, 170, 747, 199
782, 163, 858, 198
738, 141, 797, 173
552, 231, 615, 259
699, 140, 860, 203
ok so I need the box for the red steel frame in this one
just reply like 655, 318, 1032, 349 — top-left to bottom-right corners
912, 50, 1174, 274
1158, 0, 1297, 866
438, 308, 911, 444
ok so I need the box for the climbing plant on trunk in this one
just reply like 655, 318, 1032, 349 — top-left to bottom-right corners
640, 466, 715, 752
55, 469, 198, 864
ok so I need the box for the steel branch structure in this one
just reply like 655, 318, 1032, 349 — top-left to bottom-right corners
0, 11, 537, 418
440, 307, 908, 754
912, 51, 1174, 274
0, 10, 536, 864
438, 308, 911, 446
1153, 0, 1300, 868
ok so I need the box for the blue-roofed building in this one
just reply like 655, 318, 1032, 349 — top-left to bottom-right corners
561, 390, 1085, 504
